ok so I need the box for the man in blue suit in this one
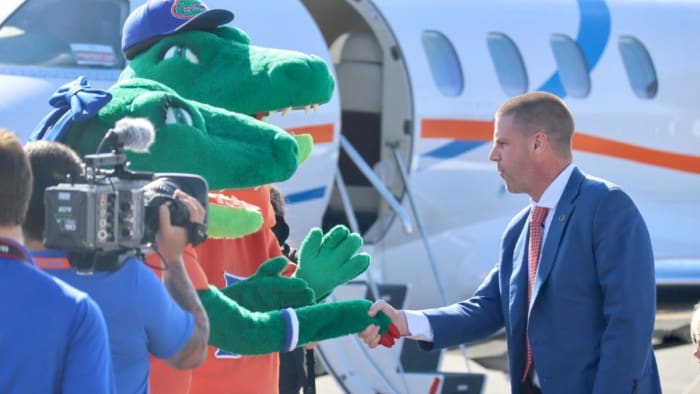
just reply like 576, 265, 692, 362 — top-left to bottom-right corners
360, 92, 661, 393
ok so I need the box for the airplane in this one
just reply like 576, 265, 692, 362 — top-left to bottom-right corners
1, 0, 699, 392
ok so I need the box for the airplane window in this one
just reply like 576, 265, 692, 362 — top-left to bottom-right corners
486, 32, 528, 96
550, 34, 590, 98
421, 30, 463, 97
0, 0, 128, 69
618, 36, 658, 99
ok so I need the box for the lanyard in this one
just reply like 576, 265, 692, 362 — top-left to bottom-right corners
0, 238, 31, 263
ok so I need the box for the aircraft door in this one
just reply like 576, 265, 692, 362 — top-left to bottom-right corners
328, 31, 385, 233
303, 0, 414, 243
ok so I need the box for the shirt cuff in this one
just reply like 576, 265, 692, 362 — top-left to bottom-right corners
404, 310, 434, 342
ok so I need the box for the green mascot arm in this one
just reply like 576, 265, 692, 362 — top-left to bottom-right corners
295, 225, 370, 302
220, 256, 314, 312
197, 286, 392, 355
294, 298, 392, 347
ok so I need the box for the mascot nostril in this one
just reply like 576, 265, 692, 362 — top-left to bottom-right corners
269, 58, 311, 84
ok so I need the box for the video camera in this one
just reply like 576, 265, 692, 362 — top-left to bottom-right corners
43, 118, 209, 272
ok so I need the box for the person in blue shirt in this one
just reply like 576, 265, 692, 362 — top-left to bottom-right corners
0, 129, 115, 393
23, 140, 210, 394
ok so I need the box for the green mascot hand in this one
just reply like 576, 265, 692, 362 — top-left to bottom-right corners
295, 299, 392, 347
295, 225, 370, 302
198, 287, 393, 355
221, 256, 315, 312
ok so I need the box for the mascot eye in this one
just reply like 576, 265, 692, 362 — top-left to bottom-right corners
165, 106, 193, 126
163, 46, 199, 64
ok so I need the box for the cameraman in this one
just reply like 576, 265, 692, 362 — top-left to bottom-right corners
23, 140, 209, 394
0, 130, 115, 393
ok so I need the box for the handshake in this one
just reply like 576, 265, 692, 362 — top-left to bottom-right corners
360, 300, 407, 348
198, 257, 401, 355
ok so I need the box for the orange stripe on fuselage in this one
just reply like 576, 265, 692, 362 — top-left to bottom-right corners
288, 123, 334, 144
420, 118, 700, 175
573, 133, 700, 174
421, 119, 493, 141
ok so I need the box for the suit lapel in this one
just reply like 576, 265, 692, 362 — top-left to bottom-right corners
509, 216, 530, 337
530, 168, 585, 310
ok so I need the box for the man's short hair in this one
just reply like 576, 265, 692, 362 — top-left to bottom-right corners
0, 129, 33, 226
496, 91, 575, 155
23, 141, 83, 242
269, 185, 286, 217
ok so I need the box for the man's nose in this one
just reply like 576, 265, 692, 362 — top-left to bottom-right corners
488, 146, 498, 161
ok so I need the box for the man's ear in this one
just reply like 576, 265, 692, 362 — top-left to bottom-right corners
533, 131, 547, 151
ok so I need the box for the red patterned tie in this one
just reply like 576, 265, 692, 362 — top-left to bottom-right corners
523, 206, 549, 382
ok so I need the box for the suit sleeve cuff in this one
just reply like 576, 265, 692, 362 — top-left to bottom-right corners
404, 310, 434, 342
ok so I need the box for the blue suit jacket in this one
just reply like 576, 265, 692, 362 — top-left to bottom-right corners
421, 168, 661, 393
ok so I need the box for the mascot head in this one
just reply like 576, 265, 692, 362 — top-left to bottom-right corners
31, 76, 316, 238
58, 78, 305, 190
120, 0, 334, 121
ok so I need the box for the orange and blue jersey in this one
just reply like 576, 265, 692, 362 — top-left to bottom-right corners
149, 186, 296, 394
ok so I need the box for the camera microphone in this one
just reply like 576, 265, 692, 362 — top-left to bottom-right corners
104, 117, 155, 153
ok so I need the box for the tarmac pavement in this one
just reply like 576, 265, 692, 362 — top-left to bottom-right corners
316, 335, 700, 393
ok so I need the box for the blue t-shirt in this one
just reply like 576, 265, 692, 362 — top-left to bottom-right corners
0, 239, 115, 393
33, 249, 195, 394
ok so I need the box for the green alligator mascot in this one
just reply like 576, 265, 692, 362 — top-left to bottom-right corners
114, 1, 385, 393
30, 76, 397, 394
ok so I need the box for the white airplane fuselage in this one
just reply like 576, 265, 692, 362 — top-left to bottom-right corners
1, 1, 698, 391
1, 0, 698, 304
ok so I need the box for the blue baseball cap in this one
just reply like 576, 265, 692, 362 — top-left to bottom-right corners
122, 0, 233, 59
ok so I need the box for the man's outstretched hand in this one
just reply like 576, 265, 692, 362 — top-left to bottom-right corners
221, 256, 315, 312
295, 225, 370, 302
359, 300, 408, 348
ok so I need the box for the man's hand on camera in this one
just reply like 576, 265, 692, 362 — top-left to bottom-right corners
156, 190, 205, 262
175, 190, 206, 224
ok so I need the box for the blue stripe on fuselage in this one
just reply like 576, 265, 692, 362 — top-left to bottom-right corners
424, 140, 485, 159
539, 0, 611, 96
285, 186, 326, 205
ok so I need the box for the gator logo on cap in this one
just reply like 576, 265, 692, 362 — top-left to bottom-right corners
171, 0, 208, 20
